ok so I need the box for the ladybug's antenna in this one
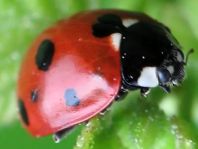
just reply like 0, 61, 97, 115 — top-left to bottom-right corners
184, 48, 194, 65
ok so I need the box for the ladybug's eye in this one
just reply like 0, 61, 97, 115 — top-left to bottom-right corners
156, 67, 171, 85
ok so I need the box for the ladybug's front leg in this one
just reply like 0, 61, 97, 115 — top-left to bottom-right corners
140, 87, 150, 97
115, 86, 128, 101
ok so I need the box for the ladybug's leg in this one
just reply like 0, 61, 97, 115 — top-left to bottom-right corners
53, 126, 74, 143
160, 84, 171, 93
115, 85, 129, 101
140, 87, 150, 97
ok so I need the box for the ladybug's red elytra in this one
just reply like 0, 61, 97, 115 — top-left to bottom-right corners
17, 9, 190, 142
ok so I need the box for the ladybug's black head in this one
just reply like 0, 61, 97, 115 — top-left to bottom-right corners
157, 48, 193, 92
156, 49, 184, 92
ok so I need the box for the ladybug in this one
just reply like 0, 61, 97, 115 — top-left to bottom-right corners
17, 9, 191, 142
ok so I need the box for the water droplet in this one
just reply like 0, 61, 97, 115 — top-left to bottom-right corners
97, 66, 101, 71
129, 75, 133, 79
86, 121, 91, 127
76, 136, 84, 148
121, 86, 126, 90
113, 77, 117, 81
42, 62, 47, 66
78, 38, 82, 42
79, 136, 84, 142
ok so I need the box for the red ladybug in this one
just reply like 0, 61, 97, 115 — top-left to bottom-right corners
17, 9, 189, 142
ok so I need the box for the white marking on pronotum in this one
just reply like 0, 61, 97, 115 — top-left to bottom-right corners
111, 33, 122, 51
110, 19, 138, 51
122, 19, 138, 27
137, 67, 159, 87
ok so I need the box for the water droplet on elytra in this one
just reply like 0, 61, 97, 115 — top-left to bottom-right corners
97, 66, 101, 71
113, 77, 117, 81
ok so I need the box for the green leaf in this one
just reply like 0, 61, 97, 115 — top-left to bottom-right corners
75, 92, 197, 149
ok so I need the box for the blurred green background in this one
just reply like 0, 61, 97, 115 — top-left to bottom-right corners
0, 0, 198, 149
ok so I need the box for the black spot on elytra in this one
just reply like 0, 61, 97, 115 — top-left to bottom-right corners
92, 14, 125, 37
36, 39, 55, 71
18, 99, 29, 125
31, 90, 38, 102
